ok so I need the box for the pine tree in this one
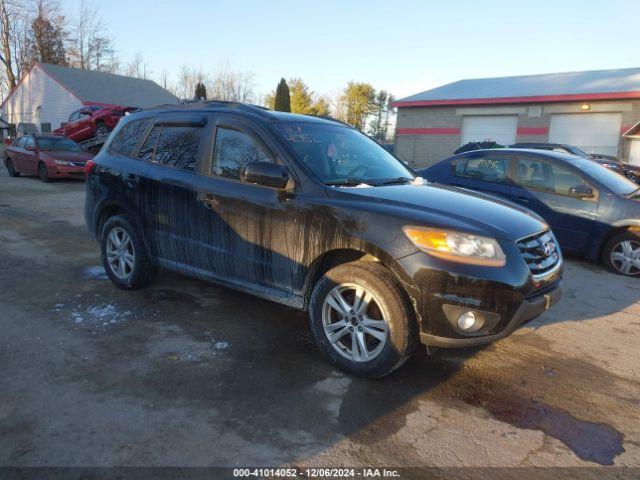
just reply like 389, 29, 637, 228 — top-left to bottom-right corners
194, 81, 207, 100
274, 78, 291, 112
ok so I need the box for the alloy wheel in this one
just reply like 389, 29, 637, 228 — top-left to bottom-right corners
321, 283, 389, 362
610, 240, 640, 276
106, 226, 135, 280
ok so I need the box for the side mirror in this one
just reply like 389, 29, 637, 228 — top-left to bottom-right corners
240, 162, 290, 189
569, 185, 595, 199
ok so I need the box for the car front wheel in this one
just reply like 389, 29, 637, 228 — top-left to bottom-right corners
309, 261, 417, 378
101, 215, 157, 289
38, 162, 50, 182
603, 231, 640, 277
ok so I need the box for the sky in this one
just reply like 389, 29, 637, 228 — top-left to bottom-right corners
59, 0, 638, 100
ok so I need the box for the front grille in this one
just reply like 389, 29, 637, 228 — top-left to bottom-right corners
517, 230, 560, 276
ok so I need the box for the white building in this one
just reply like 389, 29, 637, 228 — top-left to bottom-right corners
0, 62, 177, 135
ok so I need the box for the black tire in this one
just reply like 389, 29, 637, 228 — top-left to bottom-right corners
309, 261, 418, 378
38, 162, 50, 182
95, 122, 110, 137
602, 230, 640, 277
100, 214, 158, 289
5, 158, 19, 177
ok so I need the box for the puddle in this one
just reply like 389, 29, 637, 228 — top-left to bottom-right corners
464, 390, 624, 465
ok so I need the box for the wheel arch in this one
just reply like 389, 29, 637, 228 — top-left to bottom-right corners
598, 224, 640, 260
302, 246, 413, 309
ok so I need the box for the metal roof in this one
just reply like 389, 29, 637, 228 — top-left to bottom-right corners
38, 63, 178, 108
395, 67, 640, 106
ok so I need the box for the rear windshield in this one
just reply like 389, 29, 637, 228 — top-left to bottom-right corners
36, 137, 81, 151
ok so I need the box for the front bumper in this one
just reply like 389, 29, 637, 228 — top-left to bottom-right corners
395, 239, 563, 349
419, 280, 562, 347
48, 164, 86, 179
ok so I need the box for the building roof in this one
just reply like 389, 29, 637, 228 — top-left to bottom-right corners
37, 63, 178, 108
393, 67, 640, 107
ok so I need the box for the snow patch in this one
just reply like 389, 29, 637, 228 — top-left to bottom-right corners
83, 266, 109, 280
56, 303, 133, 332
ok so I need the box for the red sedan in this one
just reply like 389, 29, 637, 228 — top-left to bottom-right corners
3, 134, 94, 182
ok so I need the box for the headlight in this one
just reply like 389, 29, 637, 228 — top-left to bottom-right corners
54, 160, 74, 166
403, 226, 506, 267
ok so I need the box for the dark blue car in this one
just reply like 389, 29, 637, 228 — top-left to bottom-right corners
420, 148, 640, 277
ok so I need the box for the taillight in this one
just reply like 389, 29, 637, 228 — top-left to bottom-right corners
84, 159, 97, 175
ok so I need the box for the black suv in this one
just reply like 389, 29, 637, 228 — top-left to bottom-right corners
85, 102, 563, 377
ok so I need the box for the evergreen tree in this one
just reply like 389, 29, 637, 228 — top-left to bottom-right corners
341, 82, 376, 131
274, 78, 291, 112
28, 11, 67, 65
194, 81, 207, 100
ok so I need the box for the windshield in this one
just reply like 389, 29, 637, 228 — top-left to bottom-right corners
275, 123, 413, 185
571, 157, 638, 196
36, 136, 81, 151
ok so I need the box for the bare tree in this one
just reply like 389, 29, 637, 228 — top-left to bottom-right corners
124, 51, 149, 79
67, 0, 113, 71
0, 0, 28, 93
208, 62, 255, 103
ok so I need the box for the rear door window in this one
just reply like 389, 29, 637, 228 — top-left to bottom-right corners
109, 118, 153, 157
138, 124, 203, 171
455, 156, 510, 183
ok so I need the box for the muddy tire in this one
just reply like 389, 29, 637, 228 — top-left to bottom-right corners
38, 162, 50, 182
309, 261, 417, 378
101, 214, 157, 290
5, 158, 19, 177
602, 230, 640, 277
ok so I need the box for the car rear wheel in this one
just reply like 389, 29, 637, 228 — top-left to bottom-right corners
5, 159, 19, 177
101, 214, 157, 289
309, 261, 417, 378
38, 162, 50, 182
603, 231, 640, 277
95, 122, 110, 137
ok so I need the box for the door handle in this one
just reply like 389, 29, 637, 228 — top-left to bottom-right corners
516, 196, 530, 203
122, 173, 139, 187
198, 193, 221, 209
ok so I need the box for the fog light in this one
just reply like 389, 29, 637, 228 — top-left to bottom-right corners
457, 311, 477, 330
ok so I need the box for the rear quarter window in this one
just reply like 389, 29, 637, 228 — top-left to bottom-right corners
138, 124, 203, 171
109, 118, 153, 157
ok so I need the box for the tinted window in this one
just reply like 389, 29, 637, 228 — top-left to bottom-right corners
566, 156, 637, 197
24, 136, 35, 149
138, 127, 160, 162
515, 158, 588, 195
212, 126, 273, 179
154, 126, 202, 170
455, 156, 510, 183
110, 118, 152, 157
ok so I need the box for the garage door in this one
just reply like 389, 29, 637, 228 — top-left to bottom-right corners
549, 113, 622, 156
461, 115, 517, 146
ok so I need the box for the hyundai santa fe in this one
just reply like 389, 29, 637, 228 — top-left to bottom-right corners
85, 102, 563, 378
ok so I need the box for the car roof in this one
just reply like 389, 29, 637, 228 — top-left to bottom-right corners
139, 101, 350, 128
454, 147, 583, 162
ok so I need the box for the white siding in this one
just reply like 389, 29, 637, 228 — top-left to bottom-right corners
1, 64, 82, 132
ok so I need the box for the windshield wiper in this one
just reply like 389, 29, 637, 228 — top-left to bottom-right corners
373, 176, 413, 186
628, 187, 640, 198
325, 179, 366, 187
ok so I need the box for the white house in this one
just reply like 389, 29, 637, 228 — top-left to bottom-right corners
0, 62, 177, 135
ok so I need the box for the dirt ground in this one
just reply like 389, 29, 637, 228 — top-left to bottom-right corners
1, 166, 639, 476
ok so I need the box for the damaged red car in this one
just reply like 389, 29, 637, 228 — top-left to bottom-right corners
54, 104, 136, 143
4, 133, 93, 182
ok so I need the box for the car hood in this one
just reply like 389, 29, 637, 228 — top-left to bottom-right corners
328, 183, 548, 241
40, 150, 93, 162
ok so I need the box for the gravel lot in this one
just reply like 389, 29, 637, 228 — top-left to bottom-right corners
1, 165, 639, 476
